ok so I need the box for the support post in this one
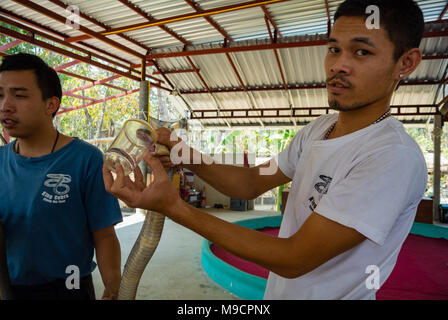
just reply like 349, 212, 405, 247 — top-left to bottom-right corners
433, 114, 443, 222
138, 59, 150, 186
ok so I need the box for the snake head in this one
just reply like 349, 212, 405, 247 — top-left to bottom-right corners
136, 129, 155, 150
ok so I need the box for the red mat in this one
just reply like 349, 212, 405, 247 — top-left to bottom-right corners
210, 228, 448, 300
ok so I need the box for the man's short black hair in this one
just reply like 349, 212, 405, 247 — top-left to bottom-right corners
0, 53, 62, 117
334, 0, 425, 61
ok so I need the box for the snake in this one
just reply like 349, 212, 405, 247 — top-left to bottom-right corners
117, 127, 172, 300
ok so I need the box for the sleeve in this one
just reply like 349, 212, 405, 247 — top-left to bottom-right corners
274, 128, 307, 179
315, 145, 427, 246
83, 149, 123, 232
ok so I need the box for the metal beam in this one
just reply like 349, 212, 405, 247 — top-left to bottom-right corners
264, 12, 297, 127
63, 75, 121, 95
180, 79, 442, 95
261, 5, 282, 38
324, 0, 331, 37
224, 51, 265, 127
46, 0, 150, 53
0, 25, 171, 92
0, 25, 144, 82
265, 17, 287, 90
186, 56, 232, 128
425, 18, 448, 24
190, 105, 437, 119
184, 0, 233, 42
433, 114, 443, 222
53, 60, 80, 71
146, 38, 328, 60
0, 11, 140, 75
64, 93, 98, 102
150, 59, 197, 122
11, 0, 145, 59
65, 0, 289, 41
0, 39, 22, 52
144, 29, 448, 61
58, 89, 140, 115
438, 3, 448, 21
423, 30, 448, 38
153, 69, 197, 75
118, 0, 190, 45
41, 1, 165, 83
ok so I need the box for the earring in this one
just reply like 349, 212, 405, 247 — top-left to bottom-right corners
399, 74, 404, 79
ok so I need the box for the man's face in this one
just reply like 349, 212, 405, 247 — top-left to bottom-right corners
0, 70, 49, 138
324, 16, 399, 111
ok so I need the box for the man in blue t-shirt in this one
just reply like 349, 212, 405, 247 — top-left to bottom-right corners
0, 53, 123, 300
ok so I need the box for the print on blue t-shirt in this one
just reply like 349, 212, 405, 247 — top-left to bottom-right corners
0, 138, 123, 286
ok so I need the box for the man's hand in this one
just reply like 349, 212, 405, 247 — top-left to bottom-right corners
103, 152, 182, 216
154, 127, 183, 169
156, 127, 181, 149
102, 287, 119, 300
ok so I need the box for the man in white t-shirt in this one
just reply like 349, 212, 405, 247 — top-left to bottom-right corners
103, 0, 428, 299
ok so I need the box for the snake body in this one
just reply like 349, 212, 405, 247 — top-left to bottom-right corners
117, 128, 173, 300
117, 211, 166, 300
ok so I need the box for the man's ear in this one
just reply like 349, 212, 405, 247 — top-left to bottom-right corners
395, 48, 422, 81
46, 96, 60, 116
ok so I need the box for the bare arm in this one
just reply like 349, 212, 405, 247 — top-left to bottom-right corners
156, 128, 291, 200
171, 203, 366, 278
103, 156, 366, 279
93, 226, 121, 300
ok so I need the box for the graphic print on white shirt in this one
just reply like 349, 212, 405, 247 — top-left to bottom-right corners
42, 173, 72, 204
264, 114, 427, 300
309, 175, 333, 211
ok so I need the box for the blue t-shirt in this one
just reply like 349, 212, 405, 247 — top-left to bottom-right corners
0, 138, 123, 285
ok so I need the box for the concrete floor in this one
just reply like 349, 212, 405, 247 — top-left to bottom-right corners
92, 208, 279, 300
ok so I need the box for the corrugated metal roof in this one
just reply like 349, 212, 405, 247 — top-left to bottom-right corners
0, 0, 447, 127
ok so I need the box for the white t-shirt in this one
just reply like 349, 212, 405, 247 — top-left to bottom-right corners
264, 113, 427, 300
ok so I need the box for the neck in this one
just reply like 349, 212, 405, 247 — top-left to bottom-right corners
16, 125, 59, 158
331, 98, 392, 138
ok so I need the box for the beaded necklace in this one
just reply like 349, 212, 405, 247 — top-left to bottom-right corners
323, 109, 391, 140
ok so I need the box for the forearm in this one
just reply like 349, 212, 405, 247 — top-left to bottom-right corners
176, 141, 258, 199
168, 198, 300, 278
94, 233, 121, 294
185, 163, 257, 200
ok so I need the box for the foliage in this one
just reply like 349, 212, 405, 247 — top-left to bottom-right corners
1, 30, 448, 206
0, 33, 179, 153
